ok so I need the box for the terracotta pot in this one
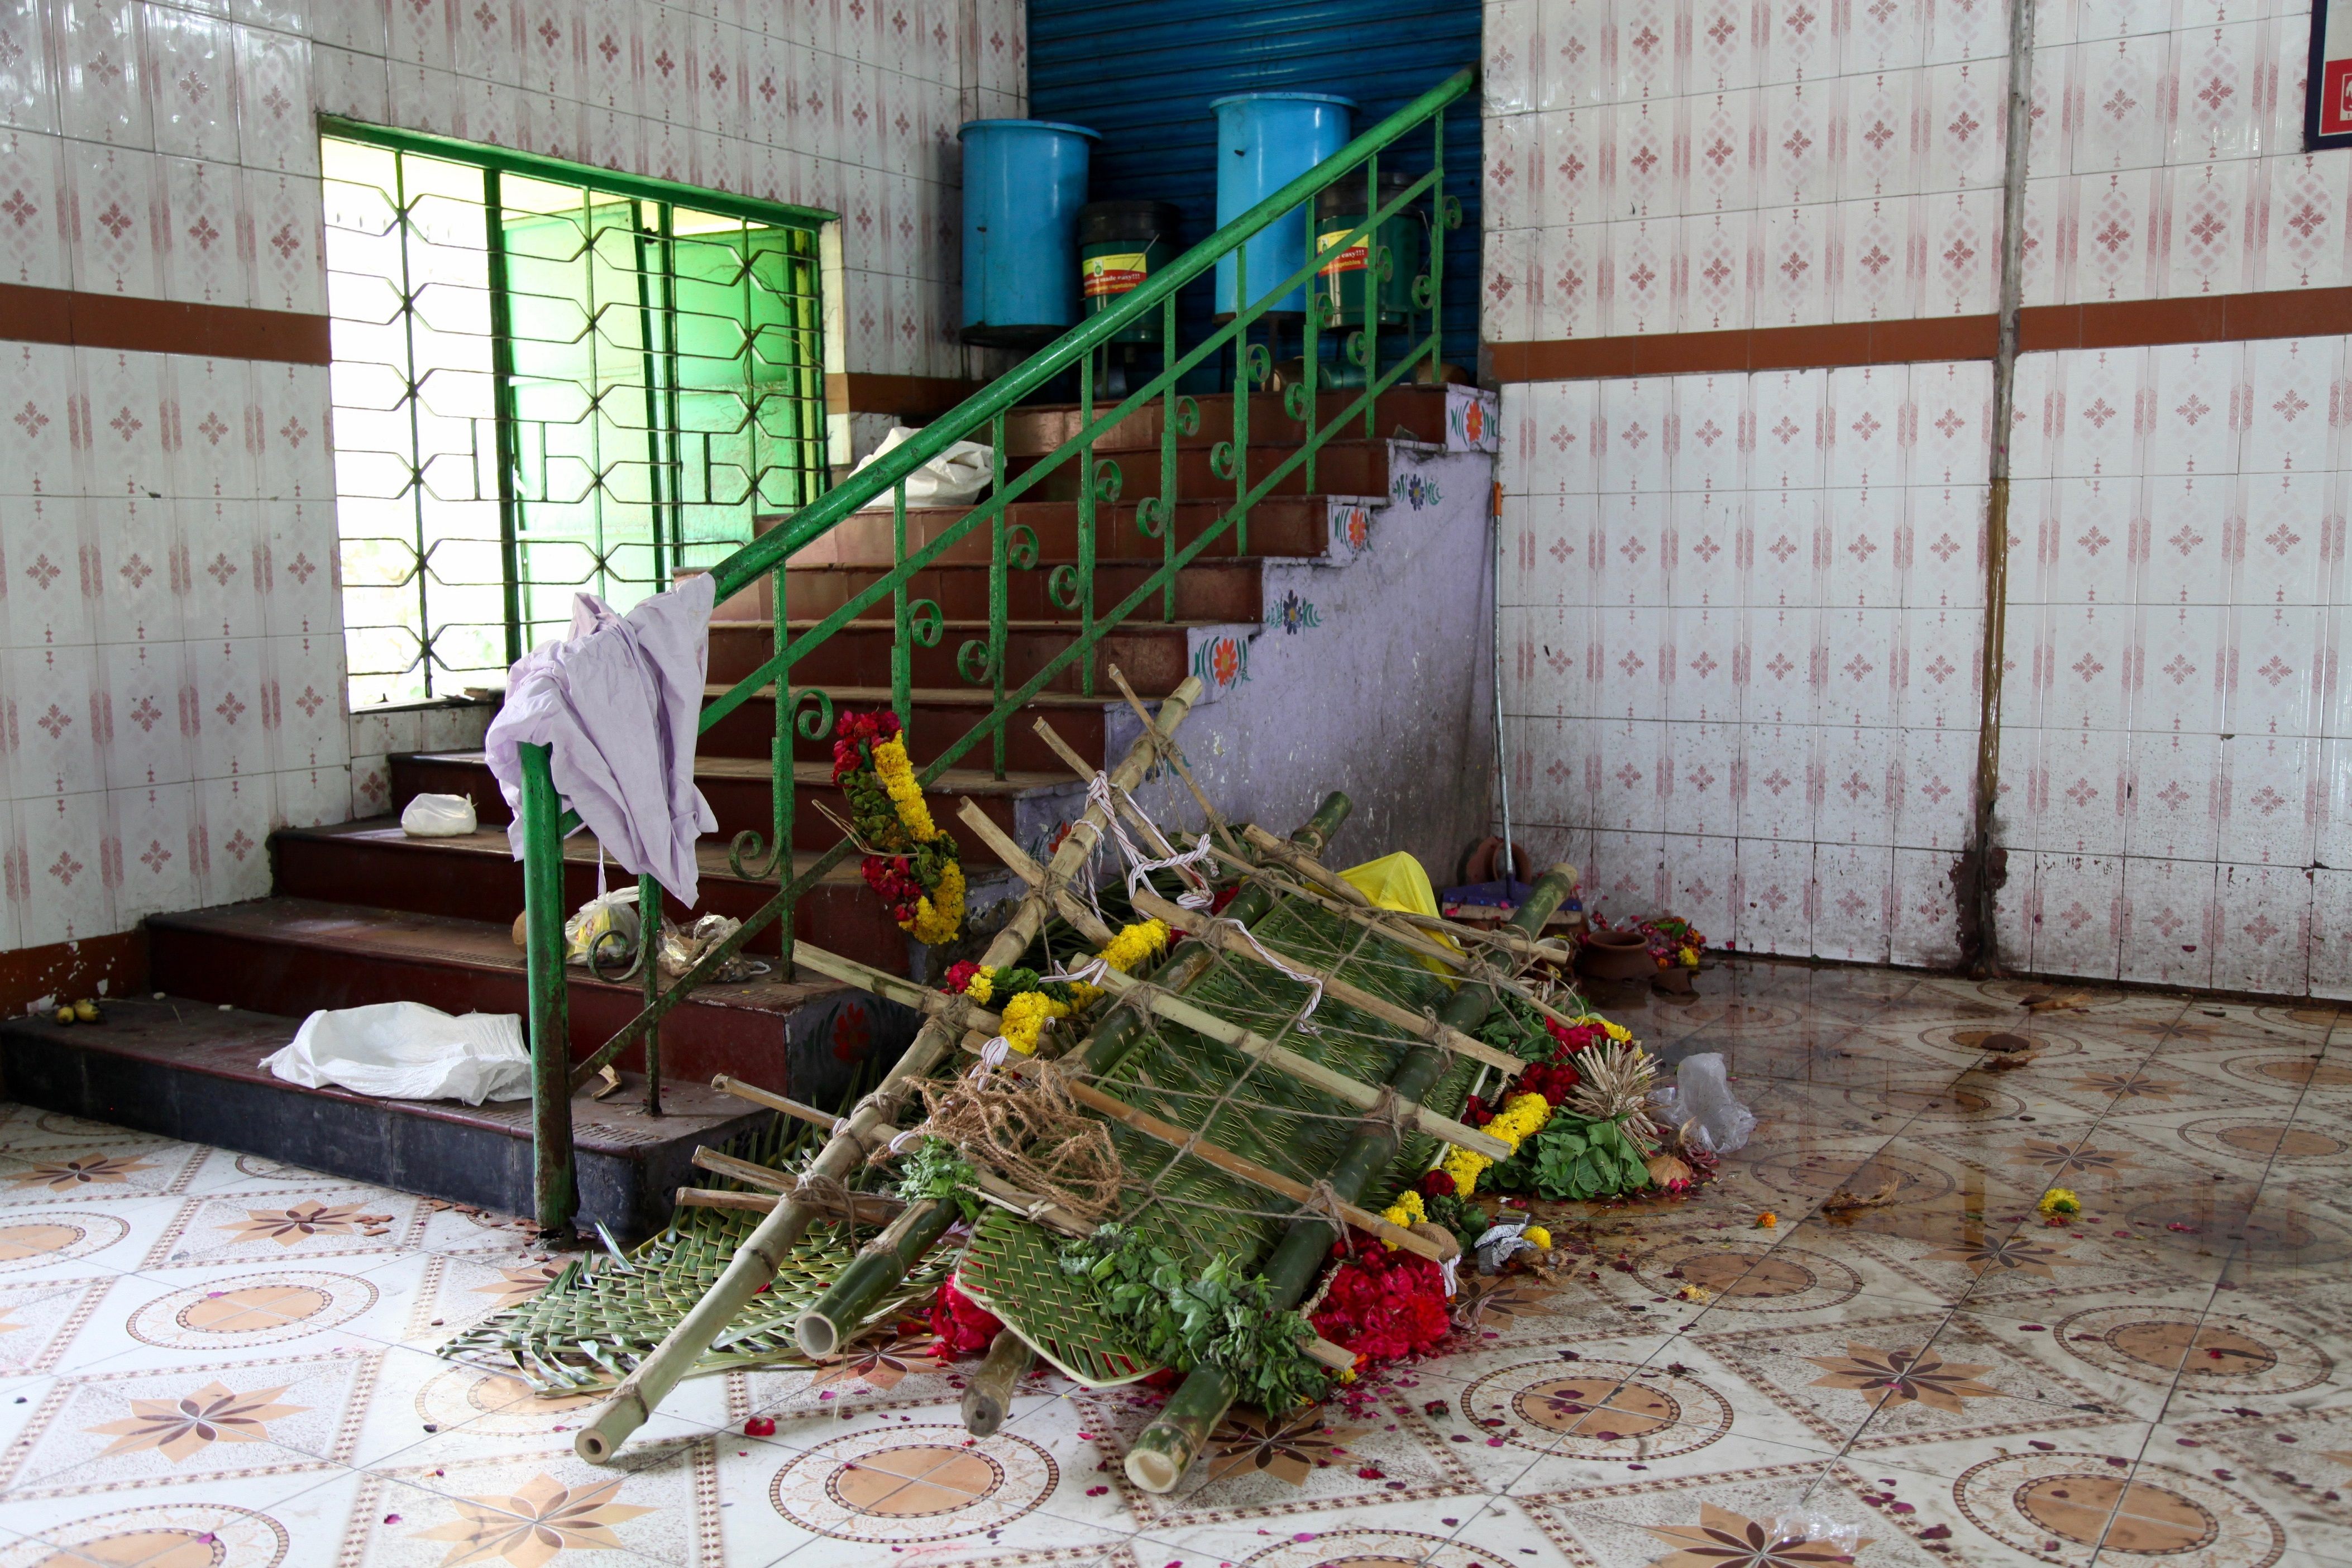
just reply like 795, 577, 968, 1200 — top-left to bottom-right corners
1461, 835, 1535, 887
1576, 929, 1655, 981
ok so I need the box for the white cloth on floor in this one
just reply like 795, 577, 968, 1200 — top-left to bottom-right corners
260, 1001, 530, 1105
484, 574, 718, 907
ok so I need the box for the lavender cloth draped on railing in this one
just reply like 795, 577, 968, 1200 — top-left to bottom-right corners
486, 574, 719, 908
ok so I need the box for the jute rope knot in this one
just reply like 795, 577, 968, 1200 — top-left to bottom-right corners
789, 1172, 863, 1227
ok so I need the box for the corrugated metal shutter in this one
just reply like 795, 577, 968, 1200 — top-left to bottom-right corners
1027, 0, 1482, 388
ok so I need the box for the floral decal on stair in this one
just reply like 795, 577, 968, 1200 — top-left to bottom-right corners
1266, 591, 1321, 634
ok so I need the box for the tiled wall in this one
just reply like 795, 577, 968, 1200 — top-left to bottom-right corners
0, 0, 1016, 951
1479, 0, 2345, 341
1484, 0, 2352, 997
1999, 336, 2352, 997
1498, 360, 1990, 965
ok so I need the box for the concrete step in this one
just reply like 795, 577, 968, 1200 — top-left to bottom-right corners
709, 618, 1206, 696
0, 996, 782, 1240
144, 897, 922, 1089
999, 386, 1452, 455
270, 824, 919, 976
696, 683, 1122, 775
385, 752, 1079, 867
781, 557, 1263, 624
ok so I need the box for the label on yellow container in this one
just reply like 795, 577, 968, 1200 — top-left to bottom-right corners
1317, 226, 1368, 275
1082, 251, 1149, 298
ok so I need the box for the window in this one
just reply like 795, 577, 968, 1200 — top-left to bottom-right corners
322, 125, 831, 708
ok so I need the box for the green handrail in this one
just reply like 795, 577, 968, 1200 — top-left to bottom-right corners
517, 66, 1476, 1231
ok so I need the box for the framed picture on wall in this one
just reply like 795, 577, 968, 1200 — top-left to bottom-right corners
2313, 0, 2352, 148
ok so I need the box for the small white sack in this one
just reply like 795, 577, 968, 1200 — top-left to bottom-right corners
401, 792, 479, 837
850, 425, 993, 509
261, 1001, 530, 1105
1650, 1050, 1755, 1154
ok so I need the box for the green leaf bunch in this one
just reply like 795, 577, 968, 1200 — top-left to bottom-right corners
1491, 1115, 1652, 1202
892, 1136, 984, 1222
1060, 1223, 1330, 1411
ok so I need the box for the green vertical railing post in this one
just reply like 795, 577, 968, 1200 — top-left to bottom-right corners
1077, 352, 1097, 696
1231, 245, 1249, 558
890, 480, 912, 733
639, 869, 662, 1115
988, 410, 1009, 777
482, 166, 525, 672
1158, 295, 1178, 621
1361, 150, 1379, 437
518, 742, 577, 1235
1430, 112, 1448, 381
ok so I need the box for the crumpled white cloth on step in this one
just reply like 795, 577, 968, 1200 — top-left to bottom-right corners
260, 1001, 530, 1105
485, 575, 718, 907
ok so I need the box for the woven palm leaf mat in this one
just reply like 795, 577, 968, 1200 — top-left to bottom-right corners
443, 1117, 949, 1394
959, 892, 1479, 1387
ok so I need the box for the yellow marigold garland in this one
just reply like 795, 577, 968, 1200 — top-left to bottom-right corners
1439, 1090, 1553, 1197
998, 989, 1069, 1055
835, 712, 964, 946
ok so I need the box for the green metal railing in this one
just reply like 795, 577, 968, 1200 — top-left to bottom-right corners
515, 66, 1476, 1230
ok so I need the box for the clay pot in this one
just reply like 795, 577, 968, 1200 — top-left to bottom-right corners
1461, 836, 1535, 887
1576, 928, 1655, 982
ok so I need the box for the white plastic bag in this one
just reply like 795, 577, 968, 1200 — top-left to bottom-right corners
1651, 1051, 1755, 1154
260, 1001, 529, 1105
850, 425, 993, 509
565, 886, 642, 972
400, 792, 479, 837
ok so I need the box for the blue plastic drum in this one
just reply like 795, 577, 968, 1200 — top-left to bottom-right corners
958, 118, 1101, 347
1211, 92, 1355, 318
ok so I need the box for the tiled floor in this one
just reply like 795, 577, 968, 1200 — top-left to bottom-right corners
2, 959, 2348, 1567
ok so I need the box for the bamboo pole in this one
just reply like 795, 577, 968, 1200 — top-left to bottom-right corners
1105, 665, 1240, 853
1076, 960, 1512, 1158
1238, 822, 1578, 963
957, 1036, 1446, 1261
795, 936, 1507, 1160
960, 1328, 1035, 1436
795, 1198, 955, 1357
1121, 864, 1580, 1494
1130, 890, 1526, 1074
673, 1187, 907, 1225
954, 799, 1118, 945
1202, 845, 1602, 1035
573, 676, 1206, 1464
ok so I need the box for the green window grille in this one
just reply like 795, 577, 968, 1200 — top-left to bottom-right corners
322, 122, 833, 708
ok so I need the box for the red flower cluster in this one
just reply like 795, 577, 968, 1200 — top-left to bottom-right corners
941, 960, 983, 996
1418, 1169, 1457, 1199
1517, 1059, 1583, 1105
862, 855, 925, 925
930, 1277, 1004, 1357
1310, 1236, 1451, 1372
831, 709, 902, 783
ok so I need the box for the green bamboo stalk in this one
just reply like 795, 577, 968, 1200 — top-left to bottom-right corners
794, 1198, 954, 1357
1122, 863, 1577, 1494
961, 1327, 1035, 1436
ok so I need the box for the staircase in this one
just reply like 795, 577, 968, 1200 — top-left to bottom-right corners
7, 67, 1486, 1237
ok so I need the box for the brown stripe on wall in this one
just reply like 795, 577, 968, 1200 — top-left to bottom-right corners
1485, 285, 2352, 383
826, 371, 986, 418
0, 284, 332, 365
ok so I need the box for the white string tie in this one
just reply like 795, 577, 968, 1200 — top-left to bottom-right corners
967, 1036, 1012, 1084
1083, 771, 1217, 910
1213, 914, 1326, 1030
887, 1129, 923, 1154
831, 1118, 853, 1138
1440, 1253, 1460, 1297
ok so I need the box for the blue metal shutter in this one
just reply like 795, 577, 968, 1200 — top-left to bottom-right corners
1026, 0, 1483, 385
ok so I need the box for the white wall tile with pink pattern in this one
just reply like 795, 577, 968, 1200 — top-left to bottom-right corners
1500, 360, 1989, 967
1485, 0, 2352, 344
0, 0, 1005, 953
1499, 336, 2352, 996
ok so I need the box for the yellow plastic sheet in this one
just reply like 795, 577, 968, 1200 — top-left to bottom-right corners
1338, 853, 1461, 976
